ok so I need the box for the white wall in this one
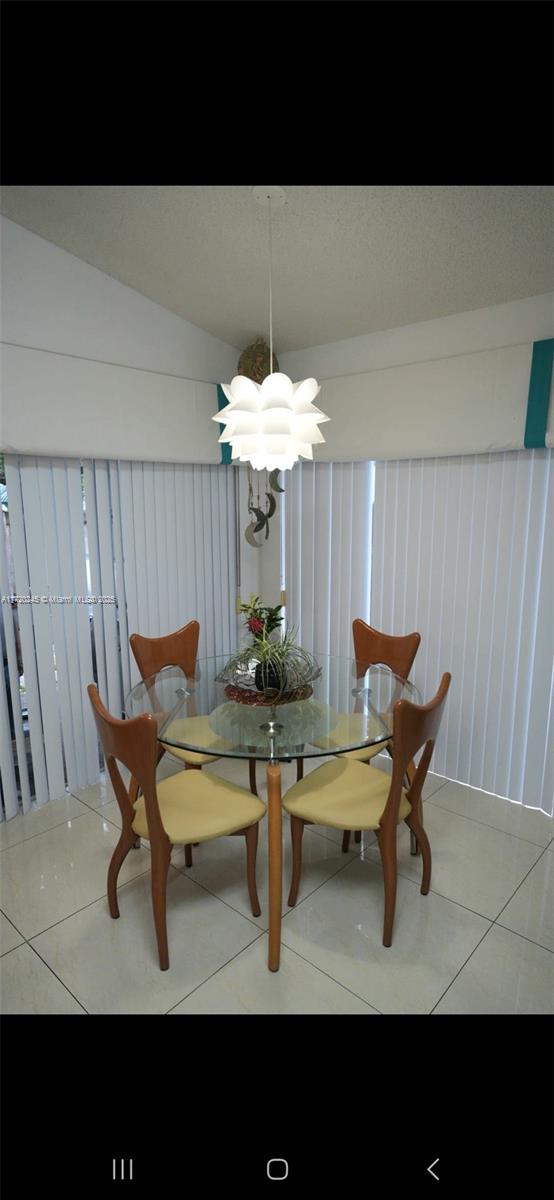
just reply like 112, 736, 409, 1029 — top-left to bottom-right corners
1, 344, 220, 462
279, 295, 554, 461
0, 217, 271, 616
3, 217, 552, 464
279, 295, 554, 380
1, 217, 238, 380
315, 344, 541, 462
0, 217, 239, 462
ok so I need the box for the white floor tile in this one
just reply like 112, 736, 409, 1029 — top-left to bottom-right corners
171, 935, 379, 1014
92, 800, 123, 830
366, 804, 543, 919
422, 772, 450, 799
306, 824, 377, 850
204, 756, 298, 796
70, 765, 131, 809
497, 847, 554, 951
5, 744, 551, 1016
0, 793, 91, 850
0, 810, 151, 938
281, 856, 490, 1014
173, 821, 357, 927
433, 924, 554, 1014
428, 779, 553, 846
0, 911, 25, 956
1, 944, 85, 1014
31, 867, 261, 1014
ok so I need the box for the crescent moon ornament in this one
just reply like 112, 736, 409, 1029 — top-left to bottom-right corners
251, 507, 268, 533
265, 492, 276, 518
268, 469, 285, 493
245, 521, 263, 548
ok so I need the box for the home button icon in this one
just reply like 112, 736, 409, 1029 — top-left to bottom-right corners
267, 1158, 289, 1180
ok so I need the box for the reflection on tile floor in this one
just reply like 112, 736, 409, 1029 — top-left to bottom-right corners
1, 758, 552, 1013
433, 924, 554, 1014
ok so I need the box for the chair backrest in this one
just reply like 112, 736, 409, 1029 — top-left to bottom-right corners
352, 618, 421, 680
87, 684, 166, 846
129, 620, 200, 681
383, 672, 452, 829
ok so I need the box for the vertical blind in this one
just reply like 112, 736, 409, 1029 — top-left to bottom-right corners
284, 462, 374, 656
371, 450, 553, 815
2, 450, 551, 818
0, 456, 237, 819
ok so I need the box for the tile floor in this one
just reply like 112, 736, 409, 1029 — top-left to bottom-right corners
1, 754, 552, 1014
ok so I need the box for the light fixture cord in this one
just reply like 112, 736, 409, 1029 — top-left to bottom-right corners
267, 194, 273, 371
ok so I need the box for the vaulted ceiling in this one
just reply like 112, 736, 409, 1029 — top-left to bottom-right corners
2, 185, 552, 352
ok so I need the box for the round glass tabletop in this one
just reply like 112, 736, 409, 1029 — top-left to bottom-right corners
124, 653, 421, 763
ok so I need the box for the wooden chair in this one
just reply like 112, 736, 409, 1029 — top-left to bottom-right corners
130, 621, 260, 800
283, 672, 451, 947
352, 618, 420, 679
306, 621, 420, 849
343, 619, 421, 850
88, 684, 266, 970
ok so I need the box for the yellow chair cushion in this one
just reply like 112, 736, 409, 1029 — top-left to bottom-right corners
283, 757, 411, 831
132, 770, 266, 845
312, 713, 391, 762
160, 715, 229, 767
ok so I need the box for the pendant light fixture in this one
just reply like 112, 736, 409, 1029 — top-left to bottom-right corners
213, 186, 329, 472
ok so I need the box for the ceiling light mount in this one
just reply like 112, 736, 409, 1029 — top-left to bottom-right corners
252, 186, 287, 209
214, 187, 329, 472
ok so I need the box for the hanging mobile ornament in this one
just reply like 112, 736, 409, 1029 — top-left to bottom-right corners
245, 464, 263, 547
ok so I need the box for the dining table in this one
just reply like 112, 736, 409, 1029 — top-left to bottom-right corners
125, 652, 421, 972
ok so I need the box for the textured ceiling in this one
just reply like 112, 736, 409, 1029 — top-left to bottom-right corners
1, 185, 553, 352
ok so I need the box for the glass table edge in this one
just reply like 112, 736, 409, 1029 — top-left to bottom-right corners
157, 731, 392, 763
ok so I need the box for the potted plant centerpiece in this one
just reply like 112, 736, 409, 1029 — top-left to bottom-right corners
217, 595, 320, 703
239, 595, 283, 645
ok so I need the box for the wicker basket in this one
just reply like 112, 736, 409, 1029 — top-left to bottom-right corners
237, 337, 279, 383
224, 683, 313, 706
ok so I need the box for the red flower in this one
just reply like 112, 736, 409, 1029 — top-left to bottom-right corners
248, 617, 264, 633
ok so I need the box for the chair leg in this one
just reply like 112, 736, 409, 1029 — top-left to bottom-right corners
354, 830, 361, 843
249, 757, 258, 797
245, 823, 261, 917
151, 839, 172, 971
376, 827, 398, 947
184, 844, 193, 868
107, 829, 136, 918
407, 811, 431, 894
288, 816, 305, 907
341, 830, 351, 853
127, 778, 143, 848
296, 758, 304, 783
408, 793, 423, 855
414, 795, 423, 855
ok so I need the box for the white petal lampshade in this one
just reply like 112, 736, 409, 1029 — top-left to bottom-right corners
213, 373, 329, 471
